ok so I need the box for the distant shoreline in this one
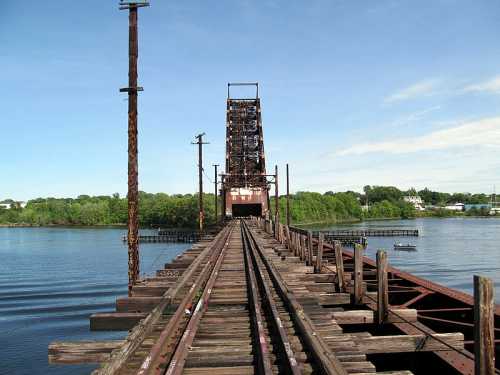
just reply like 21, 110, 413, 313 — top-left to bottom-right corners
2, 215, 499, 229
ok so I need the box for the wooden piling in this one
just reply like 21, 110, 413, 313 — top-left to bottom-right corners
376, 250, 388, 324
300, 235, 306, 261
473, 275, 495, 375
307, 231, 313, 266
334, 241, 345, 293
315, 232, 324, 274
354, 244, 363, 305
285, 225, 291, 250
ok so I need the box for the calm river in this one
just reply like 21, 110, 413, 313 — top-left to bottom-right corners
310, 217, 500, 302
0, 227, 190, 375
0, 218, 499, 374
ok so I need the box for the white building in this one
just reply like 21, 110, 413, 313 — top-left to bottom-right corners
0, 201, 27, 209
403, 196, 425, 211
490, 207, 500, 215
444, 203, 465, 211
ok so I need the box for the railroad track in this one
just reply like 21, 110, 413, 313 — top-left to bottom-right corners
97, 220, 345, 375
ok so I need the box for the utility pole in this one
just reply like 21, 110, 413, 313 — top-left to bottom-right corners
213, 164, 219, 224
286, 163, 291, 226
119, 0, 149, 297
192, 133, 209, 232
275, 165, 279, 222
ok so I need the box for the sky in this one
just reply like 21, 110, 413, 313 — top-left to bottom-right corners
2, 0, 500, 201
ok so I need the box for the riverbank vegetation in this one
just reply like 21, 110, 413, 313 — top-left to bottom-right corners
0, 186, 495, 227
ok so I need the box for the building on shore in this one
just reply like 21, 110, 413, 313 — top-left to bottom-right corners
464, 203, 491, 211
403, 195, 425, 211
0, 201, 27, 209
444, 203, 465, 211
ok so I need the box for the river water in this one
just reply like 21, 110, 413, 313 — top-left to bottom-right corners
0, 227, 190, 375
309, 217, 500, 303
0, 219, 499, 374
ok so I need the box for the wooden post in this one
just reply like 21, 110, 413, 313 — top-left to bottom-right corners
354, 244, 364, 305
315, 232, 324, 273
293, 232, 298, 256
213, 164, 219, 224
286, 163, 291, 226
306, 230, 313, 266
377, 250, 388, 324
285, 226, 291, 250
474, 275, 495, 375
275, 164, 279, 215
299, 235, 305, 261
192, 133, 209, 232
334, 242, 345, 292
120, 2, 149, 296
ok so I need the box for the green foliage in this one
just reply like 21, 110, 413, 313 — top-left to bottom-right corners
363, 185, 403, 204
417, 188, 490, 205
0, 192, 218, 228
1, 186, 493, 227
464, 206, 491, 216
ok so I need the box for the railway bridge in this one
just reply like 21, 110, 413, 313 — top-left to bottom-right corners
49, 86, 499, 375
47, 4, 498, 374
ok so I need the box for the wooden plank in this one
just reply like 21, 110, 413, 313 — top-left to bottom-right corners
90, 312, 147, 331
354, 244, 363, 305
115, 296, 162, 312
49, 340, 124, 364
332, 309, 417, 324
377, 250, 388, 324
474, 275, 495, 375
355, 333, 464, 354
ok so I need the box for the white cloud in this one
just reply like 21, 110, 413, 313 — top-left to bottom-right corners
384, 79, 440, 103
462, 76, 500, 94
337, 116, 500, 156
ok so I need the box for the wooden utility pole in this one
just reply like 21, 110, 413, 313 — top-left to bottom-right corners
119, 0, 149, 297
213, 164, 219, 224
286, 163, 291, 226
275, 165, 279, 221
474, 275, 495, 375
192, 133, 209, 232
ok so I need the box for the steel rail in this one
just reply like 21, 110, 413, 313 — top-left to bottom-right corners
241, 221, 302, 375
240, 222, 274, 375
93, 225, 232, 375
242, 221, 348, 375
133, 224, 234, 375
162, 225, 234, 375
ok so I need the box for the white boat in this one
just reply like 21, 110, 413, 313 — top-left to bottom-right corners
394, 243, 417, 251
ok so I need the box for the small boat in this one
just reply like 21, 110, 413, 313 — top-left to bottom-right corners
394, 243, 417, 251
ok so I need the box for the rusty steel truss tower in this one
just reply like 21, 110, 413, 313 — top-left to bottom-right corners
223, 82, 269, 218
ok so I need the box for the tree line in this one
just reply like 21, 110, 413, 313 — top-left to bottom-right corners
0, 186, 494, 227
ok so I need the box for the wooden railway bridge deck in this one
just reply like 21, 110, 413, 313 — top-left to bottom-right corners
49, 219, 499, 375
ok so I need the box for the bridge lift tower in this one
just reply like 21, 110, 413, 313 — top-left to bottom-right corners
222, 82, 270, 219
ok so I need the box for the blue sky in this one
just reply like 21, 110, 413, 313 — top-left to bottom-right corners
2, 1, 500, 201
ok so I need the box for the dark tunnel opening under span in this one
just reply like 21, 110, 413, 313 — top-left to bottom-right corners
232, 204, 262, 217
